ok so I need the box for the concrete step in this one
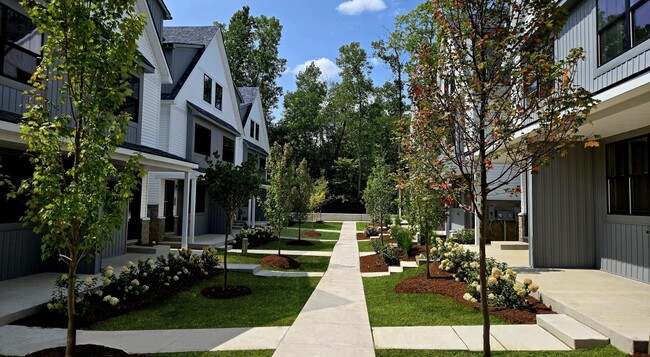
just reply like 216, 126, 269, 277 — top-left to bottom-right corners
126, 244, 170, 256
400, 261, 418, 270
388, 266, 403, 275
537, 314, 609, 350
218, 263, 262, 274
162, 235, 182, 242
491, 241, 529, 250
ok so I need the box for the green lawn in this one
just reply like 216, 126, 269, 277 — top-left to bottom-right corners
254, 239, 337, 252
90, 272, 320, 330
280, 228, 340, 240
363, 265, 508, 326
375, 346, 626, 357
288, 221, 343, 231
356, 222, 371, 231
222, 253, 330, 272
150, 351, 274, 357
358, 240, 374, 252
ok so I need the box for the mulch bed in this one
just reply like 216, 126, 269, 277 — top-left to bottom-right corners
201, 285, 252, 299
286, 239, 315, 246
359, 254, 389, 272
304, 230, 321, 237
394, 263, 555, 324
357, 232, 369, 240
261, 255, 302, 269
27, 344, 131, 357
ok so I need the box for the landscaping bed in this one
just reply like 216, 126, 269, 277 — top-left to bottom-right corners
224, 253, 330, 272
395, 263, 554, 324
254, 240, 336, 252
359, 253, 389, 272
26, 344, 130, 357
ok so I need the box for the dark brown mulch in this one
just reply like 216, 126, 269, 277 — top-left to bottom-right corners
286, 239, 315, 246
394, 263, 555, 325
372, 235, 396, 244
631, 353, 650, 357
357, 232, 369, 240
304, 230, 321, 237
359, 253, 389, 272
27, 344, 130, 357
260, 255, 302, 269
201, 285, 252, 299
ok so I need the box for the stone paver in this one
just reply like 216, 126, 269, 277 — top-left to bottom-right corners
273, 222, 374, 357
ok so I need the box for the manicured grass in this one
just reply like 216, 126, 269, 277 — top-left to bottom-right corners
375, 345, 626, 357
358, 240, 375, 252
89, 272, 320, 330
280, 228, 340, 240
222, 253, 331, 272
363, 265, 508, 327
150, 351, 274, 357
254, 239, 337, 252
288, 221, 343, 231
357, 222, 371, 231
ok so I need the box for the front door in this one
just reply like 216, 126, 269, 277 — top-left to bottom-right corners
164, 180, 175, 232
127, 182, 142, 242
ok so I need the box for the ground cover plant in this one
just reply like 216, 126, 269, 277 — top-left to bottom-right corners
223, 253, 330, 272
289, 221, 342, 231
233, 227, 277, 249
363, 265, 508, 327
89, 272, 320, 330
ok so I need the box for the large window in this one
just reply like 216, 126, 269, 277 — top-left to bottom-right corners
203, 74, 212, 104
606, 135, 650, 215
194, 124, 211, 156
222, 136, 235, 163
598, 0, 650, 65
255, 123, 260, 141
0, 5, 43, 84
249, 121, 255, 137
120, 75, 140, 123
195, 183, 206, 213
214, 83, 223, 110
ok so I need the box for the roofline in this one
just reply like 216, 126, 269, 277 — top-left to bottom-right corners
187, 101, 240, 136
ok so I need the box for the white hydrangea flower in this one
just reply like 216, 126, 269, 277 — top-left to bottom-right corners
84, 277, 94, 286
109, 297, 119, 306
523, 278, 533, 286
463, 293, 473, 301
131, 279, 140, 286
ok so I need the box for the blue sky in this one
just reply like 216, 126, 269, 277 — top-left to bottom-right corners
164, 0, 421, 120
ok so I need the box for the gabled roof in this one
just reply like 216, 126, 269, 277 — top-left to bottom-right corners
121, 142, 196, 164
187, 101, 239, 135
237, 87, 260, 126
244, 138, 269, 156
238, 87, 259, 104
163, 26, 218, 47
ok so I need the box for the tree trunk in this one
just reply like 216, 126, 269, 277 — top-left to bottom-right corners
425, 232, 431, 279
277, 231, 282, 256
379, 212, 384, 244
65, 259, 77, 357
479, 150, 491, 356
223, 216, 231, 291
298, 216, 302, 241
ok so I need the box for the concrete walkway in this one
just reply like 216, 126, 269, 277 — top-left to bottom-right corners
273, 222, 375, 357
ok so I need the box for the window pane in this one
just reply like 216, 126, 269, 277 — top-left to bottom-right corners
598, 0, 626, 30
600, 19, 627, 63
214, 84, 222, 110
250, 122, 255, 137
195, 184, 206, 213
119, 76, 140, 123
609, 178, 629, 214
629, 136, 649, 175
631, 175, 650, 214
203, 74, 212, 103
194, 124, 211, 156
223, 137, 235, 163
633, 1, 650, 45
3, 46, 38, 83
607, 141, 627, 177
255, 123, 260, 140
6, 8, 41, 53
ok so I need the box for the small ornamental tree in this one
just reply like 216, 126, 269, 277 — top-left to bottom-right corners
264, 143, 294, 255
17, 0, 146, 355
202, 154, 261, 292
362, 159, 395, 242
309, 175, 329, 226
407, 0, 598, 355
291, 159, 313, 241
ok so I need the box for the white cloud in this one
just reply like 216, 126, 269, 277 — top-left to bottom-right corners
370, 57, 382, 66
336, 0, 387, 15
290, 58, 341, 81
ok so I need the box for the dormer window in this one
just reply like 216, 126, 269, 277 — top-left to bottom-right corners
597, 0, 650, 65
0, 5, 43, 85
120, 75, 140, 123
249, 121, 255, 137
215, 83, 223, 110
203, 74, 212, 104
255, 122, 260, 141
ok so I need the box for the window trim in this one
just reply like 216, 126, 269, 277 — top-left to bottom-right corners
606, 134, 650, 216
597, 0, 650, 66
203, 74, 212, 104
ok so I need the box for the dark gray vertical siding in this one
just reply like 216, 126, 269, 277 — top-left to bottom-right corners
531, 146, 597, 268
600, 223, 649, 283
101, 207, 129, 258
558, 0, 650, 92
207, 200, 227, 234
0, 224, 42, 281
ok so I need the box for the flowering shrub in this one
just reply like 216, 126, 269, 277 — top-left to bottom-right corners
453, 229, 475, 244
364, 225, 379, 237
391, 225, 414, 255
466, 265, 539, 309
47, 247, 220, 321
372, 240, 400, 265
233, 226, 277, 248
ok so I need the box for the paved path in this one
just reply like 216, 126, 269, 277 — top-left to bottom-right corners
273, 222, 375, 357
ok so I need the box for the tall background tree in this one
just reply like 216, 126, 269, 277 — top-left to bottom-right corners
290, 159, 313, 242
217, 6, 287, 124
202, 155, 261, 293
18, 0, 145, 354
362, 159, 395, 242
264, 143, 294, 256
309, 176, 329, 225
407, 0, 597, 354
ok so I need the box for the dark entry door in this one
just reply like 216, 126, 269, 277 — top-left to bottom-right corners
127, 183, 142, 242
164, 180, 175, 232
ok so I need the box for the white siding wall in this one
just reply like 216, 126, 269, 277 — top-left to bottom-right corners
487, 163, 520, 201
246, 96, 270, 153
169, 105, 188, 158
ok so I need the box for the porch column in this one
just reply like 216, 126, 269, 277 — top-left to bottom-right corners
173, 180, 179, 234
474, 212, 480, 246
157, 178, 166, 242
247, 198, 253, 227
189, 177, 197, 244
235, 137, 244, 165
140, 172, 150, 245
518, 173, 527, 242
181, 172, 190, 249
251, 196, 256, 227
